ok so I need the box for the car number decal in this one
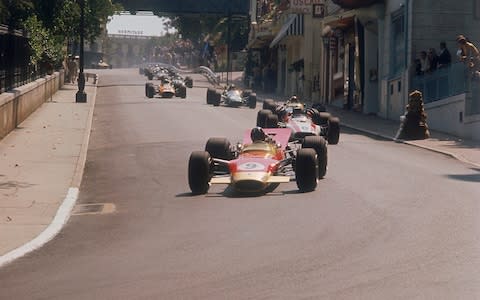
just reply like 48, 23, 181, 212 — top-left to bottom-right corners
238, 162, 265, 171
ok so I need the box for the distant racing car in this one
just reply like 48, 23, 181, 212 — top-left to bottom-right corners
206, 84, 257, 109
188, 127, 328, 195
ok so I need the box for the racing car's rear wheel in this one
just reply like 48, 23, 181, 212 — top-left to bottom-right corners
263, 99, 276, 112
295, 148, 318, 192
206, 88, 215, 104
265, 114, 279, 128
212, 91, 221, 106
205, 138, 233, 160
188, 151, 212, 195
248, 93, 257, 109
146, 83, 155, 98
302, 135, 328, 178
327, 117, 340, 145
256, 109, 271, 127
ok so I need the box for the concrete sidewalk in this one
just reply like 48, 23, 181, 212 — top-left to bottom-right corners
0, 82, 96, 265
256, 93, 480, 168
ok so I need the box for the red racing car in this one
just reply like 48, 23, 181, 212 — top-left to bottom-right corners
188, 127, 327, 195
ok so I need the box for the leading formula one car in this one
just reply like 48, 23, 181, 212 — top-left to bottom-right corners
188, 127, 328, 195
206, 84, 257, 109
257, 97, 340, 144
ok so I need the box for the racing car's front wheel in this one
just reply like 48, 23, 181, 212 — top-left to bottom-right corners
295, 148, 318, 192
205, 138, 233, 160
146, 83, 155, 98
185, 76, 193, 88
212, 91, 221, 106
188, 151, 212, 195
302, 136, 327, 178
177, 86, 187, 99
265, 114, 279, 128
206, 88, 215, 104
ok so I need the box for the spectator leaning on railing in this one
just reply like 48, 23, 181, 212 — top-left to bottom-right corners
456, 34, 480, 71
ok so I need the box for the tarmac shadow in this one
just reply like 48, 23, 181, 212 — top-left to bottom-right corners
446, 168, 480, 183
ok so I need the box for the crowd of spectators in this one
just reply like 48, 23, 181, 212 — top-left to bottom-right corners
415, 41, 452, 75
415, 35, 480, 76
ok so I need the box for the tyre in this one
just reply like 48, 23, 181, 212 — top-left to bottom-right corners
242, 89, 252, 97
248, 93, 257, 109
145, 83, 151, 97
205, 137, 233, 160
317, 112, 331, 126
327, 117, 340, 145
302, 135, 328, 178
265, 114, 279, 128
185, 76, 193, 88
263, 99, 276, 111
206, 88, 215, 104
178, 86, 187, 98
295, 148, 318, 192
256, 109, 271, 127
188, 151, 211, 195
212, 91, 221, 106
147, 74, 153, 80
146, 84, 155, 98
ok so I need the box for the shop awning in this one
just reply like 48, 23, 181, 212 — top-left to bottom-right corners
269, 14, 304, 48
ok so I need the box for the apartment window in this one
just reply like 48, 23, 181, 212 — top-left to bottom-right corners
390, 9, 405, 76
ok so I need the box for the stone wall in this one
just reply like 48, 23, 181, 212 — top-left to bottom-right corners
0, 70, 64, 140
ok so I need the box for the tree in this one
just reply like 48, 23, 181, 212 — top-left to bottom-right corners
0, 0, 34, 28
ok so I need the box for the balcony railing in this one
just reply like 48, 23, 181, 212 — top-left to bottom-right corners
411, 62, 480, 115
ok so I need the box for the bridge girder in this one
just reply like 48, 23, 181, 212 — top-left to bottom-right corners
115, 0, 250, 15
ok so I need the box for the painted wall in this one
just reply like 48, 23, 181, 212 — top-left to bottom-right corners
425, 94, 480, 140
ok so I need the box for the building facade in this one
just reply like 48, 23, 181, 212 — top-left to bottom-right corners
247, 0, 480, 140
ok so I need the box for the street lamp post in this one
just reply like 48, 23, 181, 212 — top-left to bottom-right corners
76, 0, 87, 102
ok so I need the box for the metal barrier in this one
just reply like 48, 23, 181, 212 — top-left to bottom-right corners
0, 25, 47, 94
411, 63, 467, 104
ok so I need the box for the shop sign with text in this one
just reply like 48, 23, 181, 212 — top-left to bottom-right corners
290, 0, 325, 14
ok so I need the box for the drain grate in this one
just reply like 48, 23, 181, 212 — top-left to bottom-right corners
72, 203, 115, 215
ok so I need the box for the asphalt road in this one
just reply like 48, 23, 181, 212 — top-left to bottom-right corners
1, 69, 480, 299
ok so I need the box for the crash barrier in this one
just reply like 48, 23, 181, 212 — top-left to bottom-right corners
0, 70, 64, 140
197, 66, 221, 87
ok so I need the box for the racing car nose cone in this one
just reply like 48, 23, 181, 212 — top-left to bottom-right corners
232, 172, 268, 192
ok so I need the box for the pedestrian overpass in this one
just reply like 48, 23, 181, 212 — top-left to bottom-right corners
115, 0, 249, 15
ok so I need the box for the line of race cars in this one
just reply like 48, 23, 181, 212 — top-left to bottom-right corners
188, 91, 341, 195
143, 63, 193, 99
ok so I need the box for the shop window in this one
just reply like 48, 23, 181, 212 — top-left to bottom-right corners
390, 9, 405, 76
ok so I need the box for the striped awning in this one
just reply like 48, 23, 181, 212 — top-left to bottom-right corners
269, 14, 304, 48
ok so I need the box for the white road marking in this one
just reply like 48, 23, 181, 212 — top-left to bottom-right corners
0, 187, 78, 268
